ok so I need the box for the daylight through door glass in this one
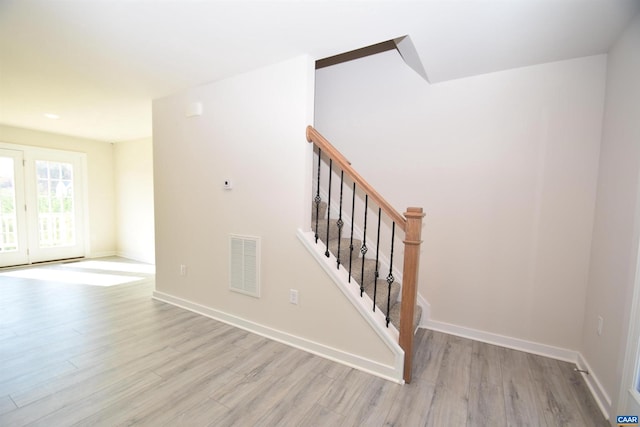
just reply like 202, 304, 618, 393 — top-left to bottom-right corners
0, 157, 18, 252
36, 160, 75, 248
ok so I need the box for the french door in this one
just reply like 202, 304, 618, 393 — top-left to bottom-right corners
0, 146, 86, 267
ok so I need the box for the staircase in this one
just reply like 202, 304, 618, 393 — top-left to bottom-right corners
312, 200, 422, 331
305, 125, 425, 383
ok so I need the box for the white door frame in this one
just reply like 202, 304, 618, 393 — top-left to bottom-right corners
616, 175, 640, 418
617, 254, 640, 418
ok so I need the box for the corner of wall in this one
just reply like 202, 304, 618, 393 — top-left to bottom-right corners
577, 352, 612, 420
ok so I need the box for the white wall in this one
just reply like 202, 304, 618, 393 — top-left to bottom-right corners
114, 137, 155, 263
152, 56, 397, 376
316, 52, 606, 352
582, 14, 640, 419
0, 124, 116, 257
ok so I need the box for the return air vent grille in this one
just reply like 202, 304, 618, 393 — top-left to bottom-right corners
229, 234, 260, 298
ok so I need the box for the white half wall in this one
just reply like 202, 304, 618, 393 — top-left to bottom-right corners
315, 51, 606, 353
0, 124, 116, 257
114, 137, 155, 263
152, 55, 399, 379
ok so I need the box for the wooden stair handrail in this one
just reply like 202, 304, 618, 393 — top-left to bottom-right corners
306, 126, 407, 231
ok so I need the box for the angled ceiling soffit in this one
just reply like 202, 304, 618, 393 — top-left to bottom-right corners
393, 35, 429, 82
316, 36, 429, 83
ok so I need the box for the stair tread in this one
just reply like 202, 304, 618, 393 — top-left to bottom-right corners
311, 200, 327, 221
345, 257, 379, 288
389, 303, 422, 332
314, 218, 341, 242
328, 238, 362, 263
362, 279, 401, 315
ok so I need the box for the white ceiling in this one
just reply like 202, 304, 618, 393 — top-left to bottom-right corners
0, 0, 638, 143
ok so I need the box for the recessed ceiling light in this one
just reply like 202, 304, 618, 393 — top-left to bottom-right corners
44, 113, 60, 119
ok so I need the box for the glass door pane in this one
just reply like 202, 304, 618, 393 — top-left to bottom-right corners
0, 149, 28, 267
0, 157, 18, 251
36, 160, 76, 248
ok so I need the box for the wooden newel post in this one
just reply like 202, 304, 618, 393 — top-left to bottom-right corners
400, 207, 425, 383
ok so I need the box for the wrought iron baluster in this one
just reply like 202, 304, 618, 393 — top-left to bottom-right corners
314, 148, 322, 244
336, 171, 344, 268
373, 208, 381, 312
325, 159, 332, 257
360, 195, 368, 297
386, 222, 396, 327
348, 182, 356, 283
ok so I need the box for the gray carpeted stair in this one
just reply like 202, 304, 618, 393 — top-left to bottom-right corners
311, 201, 422, 331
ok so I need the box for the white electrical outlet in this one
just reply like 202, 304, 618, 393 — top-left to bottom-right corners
597, 316, 603, 336
180, 264, 187, 276
289, 289, 299, 305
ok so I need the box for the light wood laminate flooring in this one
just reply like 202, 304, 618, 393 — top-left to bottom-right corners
0, 259, 608, 426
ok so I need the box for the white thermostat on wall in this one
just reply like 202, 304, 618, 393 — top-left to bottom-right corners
223, 179, 233, 190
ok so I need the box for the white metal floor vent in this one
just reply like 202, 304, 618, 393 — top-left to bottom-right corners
229, 234, 260, 298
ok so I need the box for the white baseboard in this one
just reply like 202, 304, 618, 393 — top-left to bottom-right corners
423, 319, 577, 363
576, 353, 612, 420
152, 290, 404, 384
417, 294, 430, 328
87, 251, 117, 259
115, 250, 155, 264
